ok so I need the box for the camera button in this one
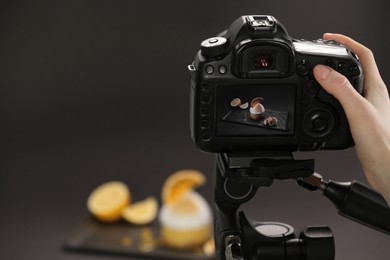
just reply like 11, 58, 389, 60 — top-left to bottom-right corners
208, 38, 219, 44
205, 65, 214, 74
201, 106, 210, 116
325, 58, 335, 69
201, 82, 211, 91
349, 65, 359, 76
201, 94, 212, 104
303, 80, 319, 97
201, 132, 211, 141
218, 65, 227, 74
200, 118, 211, 129
313, 117, 327, 132
297, 60, 311, 75
337, 62, 347, 71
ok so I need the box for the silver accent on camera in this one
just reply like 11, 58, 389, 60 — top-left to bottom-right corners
293, 41, 348, 56
247, 15, 275, 30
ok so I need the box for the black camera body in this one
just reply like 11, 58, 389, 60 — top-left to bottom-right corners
188, 15, 363, 153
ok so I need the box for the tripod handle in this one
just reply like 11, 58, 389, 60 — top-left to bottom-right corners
299, 174, 390, 235
324, 180, 390, 235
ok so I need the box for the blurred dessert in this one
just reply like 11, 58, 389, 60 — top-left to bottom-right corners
159, 170, 212, 249
159, 190, 212, 249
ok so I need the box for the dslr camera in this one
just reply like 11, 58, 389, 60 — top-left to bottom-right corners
188, 15, 363, 153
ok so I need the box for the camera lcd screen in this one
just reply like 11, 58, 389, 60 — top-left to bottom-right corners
216, 84, 295, 137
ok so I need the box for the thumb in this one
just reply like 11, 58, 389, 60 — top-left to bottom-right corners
313, 64, 367, 121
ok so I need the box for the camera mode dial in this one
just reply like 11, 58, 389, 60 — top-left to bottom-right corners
201, 37, 228, 58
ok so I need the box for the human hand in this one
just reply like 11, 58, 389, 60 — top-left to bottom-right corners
313, 33, 390, 204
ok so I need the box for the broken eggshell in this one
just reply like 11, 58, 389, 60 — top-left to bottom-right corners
249, 103, 265, 120
230, 98, 242, 108
239, 102, 249, 109
264, 116, 278, 126
250, 97, 264, 108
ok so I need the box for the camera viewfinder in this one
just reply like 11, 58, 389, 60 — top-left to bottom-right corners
254, 54, 273, 69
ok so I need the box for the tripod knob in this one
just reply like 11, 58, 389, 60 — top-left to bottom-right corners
300, 226, 335, 260
224, 235, 244, 260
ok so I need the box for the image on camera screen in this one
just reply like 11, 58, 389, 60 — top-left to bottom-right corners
216, 84, 295, 137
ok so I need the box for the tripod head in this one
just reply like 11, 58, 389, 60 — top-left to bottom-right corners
214, 153, 390, 260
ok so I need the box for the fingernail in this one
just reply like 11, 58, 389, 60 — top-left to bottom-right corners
314, 65, 332, 80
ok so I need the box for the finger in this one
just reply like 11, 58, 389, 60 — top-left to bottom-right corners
324, 33, 389, 107
323, 33, 380, 80
313, 64, 370, 123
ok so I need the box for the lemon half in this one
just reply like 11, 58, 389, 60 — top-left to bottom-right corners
162, 169, 205, 205
122, 196, 158, 225
87, 181, 131, 222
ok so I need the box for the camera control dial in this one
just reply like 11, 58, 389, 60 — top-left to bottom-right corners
303, 107, 336, 139
201, 37, 228, 57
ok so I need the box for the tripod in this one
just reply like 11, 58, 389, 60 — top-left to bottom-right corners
214, 152, 390, 260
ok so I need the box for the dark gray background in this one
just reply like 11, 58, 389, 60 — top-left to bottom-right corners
1, 0, 389, 259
